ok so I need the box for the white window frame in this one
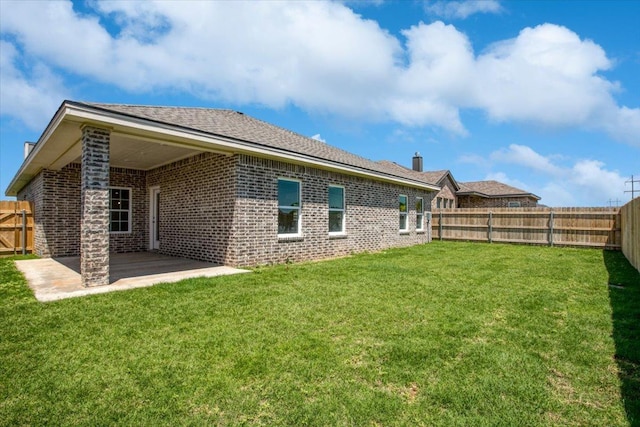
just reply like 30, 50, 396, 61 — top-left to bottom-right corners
109, 187, 132, 234
416, 197, 424, 231
277, 178, 302, 237
508, 201, 522, 207
399, 194, 408, 232
328, 185, 346, 235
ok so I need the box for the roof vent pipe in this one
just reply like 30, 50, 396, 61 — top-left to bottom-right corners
24, 142, 36, 160
412, 152, 423, 172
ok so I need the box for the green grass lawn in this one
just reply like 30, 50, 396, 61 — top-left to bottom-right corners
1, 242, 638, 426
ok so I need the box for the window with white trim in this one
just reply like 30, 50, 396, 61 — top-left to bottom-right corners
109, 187, 131, 233
278, 179, 301, 235
416, 197, 424, 231
508, 201, 522, 207
328, 185, 345, 234
399, 195, 408, 232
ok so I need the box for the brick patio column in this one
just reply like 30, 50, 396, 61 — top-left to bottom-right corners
80, 125, 110, 287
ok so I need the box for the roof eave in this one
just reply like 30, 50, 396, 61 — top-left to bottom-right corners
6, 101, 440, 196
5, 101, 72, 196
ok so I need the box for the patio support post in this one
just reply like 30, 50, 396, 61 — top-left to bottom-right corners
80, 125, 111, 287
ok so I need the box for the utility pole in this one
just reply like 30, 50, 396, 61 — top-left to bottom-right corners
625, 175, 640, 200
608, 199, 621, 208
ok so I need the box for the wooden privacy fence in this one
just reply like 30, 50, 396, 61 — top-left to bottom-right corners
432, 207, 621, 250
0, 201, 34, 255
621, 198, 640, 272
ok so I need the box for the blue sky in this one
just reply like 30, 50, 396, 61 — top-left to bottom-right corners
1, 0, 638, 206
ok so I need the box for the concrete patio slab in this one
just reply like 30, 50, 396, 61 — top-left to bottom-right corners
15, 252, 250, 302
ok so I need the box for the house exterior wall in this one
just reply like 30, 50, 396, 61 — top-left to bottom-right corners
457, 195, 538, 208
227, 155, 434, 266
432, 177, 457, 210
18, 151, 435, 266
17, 164, 148, 257
18, 166, 80, 257
18, 169, 51, 256
110, 167, 147, 253
146, 152, 237, 264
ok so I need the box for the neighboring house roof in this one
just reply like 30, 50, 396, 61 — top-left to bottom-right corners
423, 170, 460, 191
376, 161, 460, 190
6, 101, 440, 195
376, 160, 436, 182
457, 180, 541, 200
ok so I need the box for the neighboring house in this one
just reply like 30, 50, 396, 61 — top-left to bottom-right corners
6, 101, 440, 286
378, 154, 460, 210
423, 170, 459, 210
379, 154, 540, 209
456, 181, 540, 208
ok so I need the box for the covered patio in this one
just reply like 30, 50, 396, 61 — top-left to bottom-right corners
15, 252, 249, 302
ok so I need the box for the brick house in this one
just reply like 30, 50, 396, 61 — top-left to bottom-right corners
378, 153, 540, 209
423, 170, 460, 210
6, 101, 440, 286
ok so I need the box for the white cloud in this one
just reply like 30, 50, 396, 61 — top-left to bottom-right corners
483, 171, 530, 192
0, 40, 67, 130
570, 159, 626, 196
475, 24, 611, 123
394, 21, 474, 133
539, 182, 578, 207
0, 1, 638, 145
487, 144, 627, 206
311, 134, 326, 143
490, 144, 563, 175
425, 0, 503, 19
458, 153, 486, 166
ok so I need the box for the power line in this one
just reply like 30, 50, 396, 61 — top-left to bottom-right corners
625, 175, 640, 200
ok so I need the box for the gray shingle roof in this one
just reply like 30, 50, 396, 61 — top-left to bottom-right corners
375, 160, 441, 183
375, 161, 458, 188
82, 102, 438, 189
421, 170, 451, 186
458, 180, 540, 199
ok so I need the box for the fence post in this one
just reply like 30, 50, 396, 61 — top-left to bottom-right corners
488, 211, 493, 243
439, 211, 443, 241
549, 211, 554, 246
21, 209, 27, 255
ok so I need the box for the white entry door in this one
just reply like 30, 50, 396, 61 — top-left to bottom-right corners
149, 186, 160, 250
